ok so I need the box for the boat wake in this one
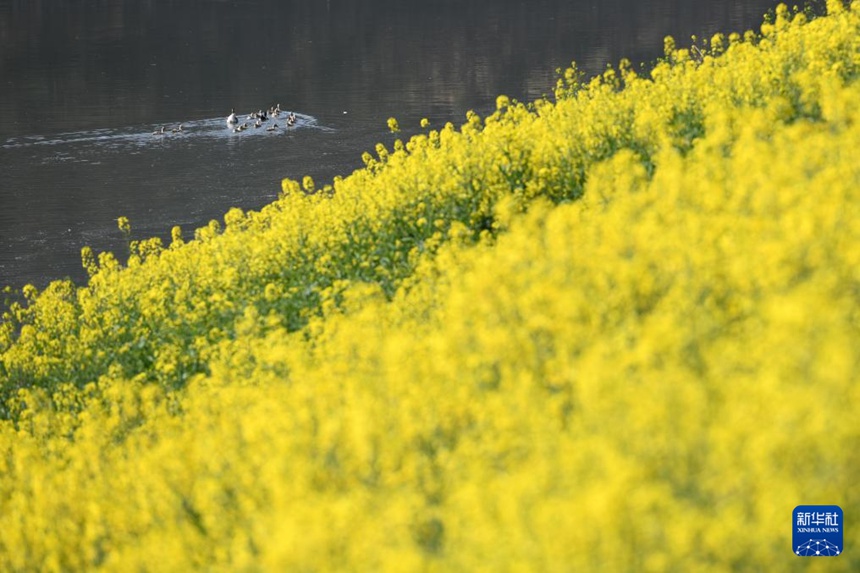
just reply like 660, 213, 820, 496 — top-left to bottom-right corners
1, 111, 330, 151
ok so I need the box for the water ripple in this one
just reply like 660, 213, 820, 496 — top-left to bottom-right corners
1, 111, 330, 151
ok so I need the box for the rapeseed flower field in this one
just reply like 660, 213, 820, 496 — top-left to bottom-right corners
1, 2, 859, 570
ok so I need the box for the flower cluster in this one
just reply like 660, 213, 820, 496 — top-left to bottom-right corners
1, 3, 859, 570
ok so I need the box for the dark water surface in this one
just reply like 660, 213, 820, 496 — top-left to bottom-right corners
1, 0, 781, 289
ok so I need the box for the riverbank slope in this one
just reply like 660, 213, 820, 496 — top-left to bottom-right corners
1, 3, 859, 570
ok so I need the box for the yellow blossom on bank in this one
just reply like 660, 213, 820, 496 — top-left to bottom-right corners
1, 3, 859, 571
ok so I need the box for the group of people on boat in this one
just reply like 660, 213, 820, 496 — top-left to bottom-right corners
227, 104, 296, 133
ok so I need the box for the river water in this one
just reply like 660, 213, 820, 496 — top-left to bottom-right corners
1, 0, 781, 289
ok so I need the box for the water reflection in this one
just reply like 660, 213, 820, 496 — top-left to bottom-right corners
0, 0, 781, 288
